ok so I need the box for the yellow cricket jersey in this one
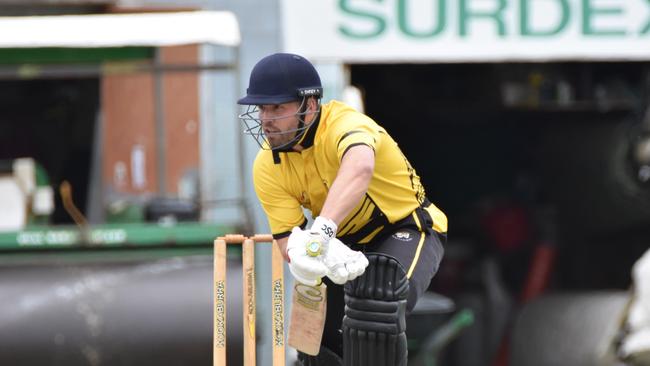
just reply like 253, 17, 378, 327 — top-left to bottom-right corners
253, 100, 447, 243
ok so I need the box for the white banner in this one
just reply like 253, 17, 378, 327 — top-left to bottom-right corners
281, 0, 650, 62
0, 11, 240, 48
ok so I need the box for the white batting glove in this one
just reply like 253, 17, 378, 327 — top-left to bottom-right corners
308, 216, 338, 248
288, 216, 338, 262
324, 238, 369, 285
286, 227, 328, 286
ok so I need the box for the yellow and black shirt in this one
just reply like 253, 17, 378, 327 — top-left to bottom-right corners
253, 100, 447, 243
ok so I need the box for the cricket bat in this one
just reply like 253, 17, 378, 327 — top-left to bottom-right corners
287, 281, 327, 356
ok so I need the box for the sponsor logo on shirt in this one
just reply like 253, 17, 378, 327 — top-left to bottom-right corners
392, 231, 412, 242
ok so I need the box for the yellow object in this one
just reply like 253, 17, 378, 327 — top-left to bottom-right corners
253, 100, 448, 242
306, 239, 322, 257
60, 180, 88, 228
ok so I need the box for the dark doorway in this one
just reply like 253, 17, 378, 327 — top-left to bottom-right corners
350, 62, 650, 290
0, 78, 99, 223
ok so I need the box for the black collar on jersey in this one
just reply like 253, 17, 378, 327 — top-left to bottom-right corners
271, 108, 322, 164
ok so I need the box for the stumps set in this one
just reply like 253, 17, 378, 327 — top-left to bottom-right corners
213, 234, 285, 366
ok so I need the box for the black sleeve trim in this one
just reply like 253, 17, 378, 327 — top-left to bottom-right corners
272, 217, 308, 240
273, 231, 291, 240
336, 130, 364, 149
341, 142, 375, 159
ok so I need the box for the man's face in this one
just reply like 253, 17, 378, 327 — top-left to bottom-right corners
258, 102, 302, 148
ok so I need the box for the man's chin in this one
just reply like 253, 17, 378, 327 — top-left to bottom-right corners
267, 135, 295, 149
268, 140, 286, 149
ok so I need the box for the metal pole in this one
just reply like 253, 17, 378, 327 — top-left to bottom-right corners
153, 48, 167, 196
234, 46, 254, 233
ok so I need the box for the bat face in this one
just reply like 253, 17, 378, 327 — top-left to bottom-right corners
288, 282, 327, 356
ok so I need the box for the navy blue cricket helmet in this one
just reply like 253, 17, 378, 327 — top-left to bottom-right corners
238, 53, 322, 105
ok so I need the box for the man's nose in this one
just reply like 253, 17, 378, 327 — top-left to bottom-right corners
259, 110, 272, 124
261, 116, 272, 126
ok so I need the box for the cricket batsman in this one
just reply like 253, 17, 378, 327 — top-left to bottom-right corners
238, 53, 447, 366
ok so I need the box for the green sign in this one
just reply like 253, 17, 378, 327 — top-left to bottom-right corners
0, 222, 234, 250
338, 0, 645, 39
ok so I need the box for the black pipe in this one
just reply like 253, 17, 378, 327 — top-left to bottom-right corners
0, 255, 243, 366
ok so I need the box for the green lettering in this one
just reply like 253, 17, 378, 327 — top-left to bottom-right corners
459, 0, 507, 37
582, 0, 626, 36
398, 0, 446, 38
520, 0, 569, 36
338, 0, 387, 39
641, 0, 650, 34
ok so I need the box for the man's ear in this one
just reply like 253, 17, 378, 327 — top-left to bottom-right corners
308, 97, 319, 112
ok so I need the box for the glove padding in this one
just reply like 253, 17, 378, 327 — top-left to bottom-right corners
324, 238, 369, 285
287, 227, 328, 286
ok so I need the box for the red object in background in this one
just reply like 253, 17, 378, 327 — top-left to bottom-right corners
481, 201, 559, 366
491, 241, 558, 366
480, 203, 532, 253
519, 243, 557, 303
